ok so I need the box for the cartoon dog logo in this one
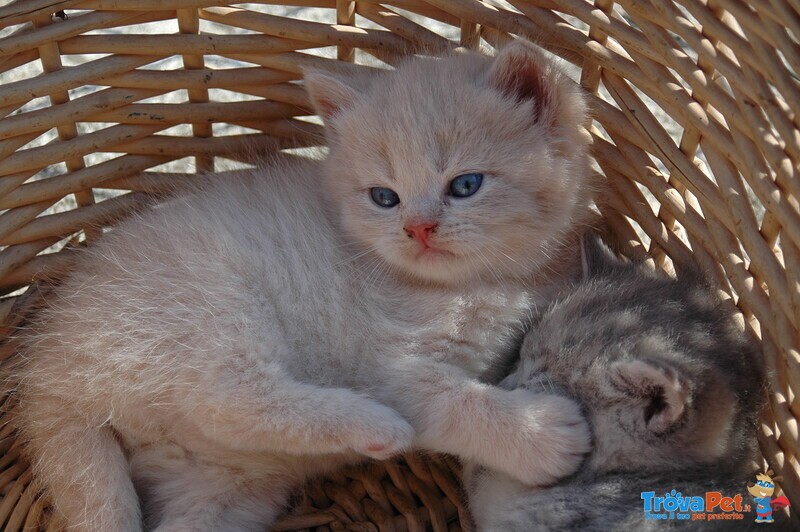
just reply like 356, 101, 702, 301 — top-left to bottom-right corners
747, 470, 791, 523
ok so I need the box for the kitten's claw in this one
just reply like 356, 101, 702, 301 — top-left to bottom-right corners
492, 390, 591, 486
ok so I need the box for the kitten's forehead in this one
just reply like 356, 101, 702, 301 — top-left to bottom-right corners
372, 60, 486, 140
373, 52, 489, 99
372, 59, 508, 135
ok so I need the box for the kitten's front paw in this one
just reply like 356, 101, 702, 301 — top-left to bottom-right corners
495, 390, 590, 486
351, 402, 415, 460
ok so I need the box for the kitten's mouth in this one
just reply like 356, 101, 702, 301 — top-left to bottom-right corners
414, 246, 454, 260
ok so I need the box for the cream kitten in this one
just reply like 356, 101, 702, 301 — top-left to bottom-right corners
11, 41, 593, 531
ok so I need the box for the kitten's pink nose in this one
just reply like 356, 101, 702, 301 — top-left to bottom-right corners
404, 222, 438, 244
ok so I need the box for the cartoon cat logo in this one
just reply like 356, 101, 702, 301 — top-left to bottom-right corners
747, 470, 791, 523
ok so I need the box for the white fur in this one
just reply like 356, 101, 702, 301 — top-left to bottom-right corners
13, 42, 593, 531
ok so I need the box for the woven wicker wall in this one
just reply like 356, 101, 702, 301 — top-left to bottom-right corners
0, 0, 798, 530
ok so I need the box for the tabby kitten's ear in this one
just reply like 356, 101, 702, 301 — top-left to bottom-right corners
581, 232, 621, 279
610, 360, 689, 434
488, 40, 586, 144
304, 71, 360, 128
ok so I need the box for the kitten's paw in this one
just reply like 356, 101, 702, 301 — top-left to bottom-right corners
494, 390, 591, 486
350, 402, 415, 460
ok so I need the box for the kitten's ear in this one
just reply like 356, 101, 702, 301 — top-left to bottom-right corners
581, 231, 621, 279
304, 70, 360, 126
610, 360, 689, 434
488, 40, 585, 132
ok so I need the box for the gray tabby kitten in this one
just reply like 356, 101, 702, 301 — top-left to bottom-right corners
466, 233, 772, 531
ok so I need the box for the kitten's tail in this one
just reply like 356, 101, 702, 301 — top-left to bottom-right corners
17, 405, 141, 532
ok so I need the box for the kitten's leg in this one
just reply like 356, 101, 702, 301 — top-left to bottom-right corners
379, 358, 590, 486
466, 468, 651, 532
18, 399, 140, 531
154, 504, 281, 532
463, 463, 539, 532
135, 448, 286, 532
182, 365, 413, 460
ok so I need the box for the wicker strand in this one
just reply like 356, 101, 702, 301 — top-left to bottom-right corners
178, 8, 215, 173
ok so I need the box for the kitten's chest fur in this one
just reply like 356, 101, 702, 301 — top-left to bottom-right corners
275, 267, 537, 387
375, 283, 536, 376
248, 235, 577, 392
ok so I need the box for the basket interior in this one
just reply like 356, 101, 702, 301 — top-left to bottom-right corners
0, 0, 798, 530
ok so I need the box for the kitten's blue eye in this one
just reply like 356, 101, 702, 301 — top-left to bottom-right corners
449, 173, 483, 198
370, 187, 400, 208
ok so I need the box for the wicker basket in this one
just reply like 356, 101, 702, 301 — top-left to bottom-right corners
0, 0, 798, 530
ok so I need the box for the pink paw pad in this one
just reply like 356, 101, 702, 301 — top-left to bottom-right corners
366, 443, 386, 452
